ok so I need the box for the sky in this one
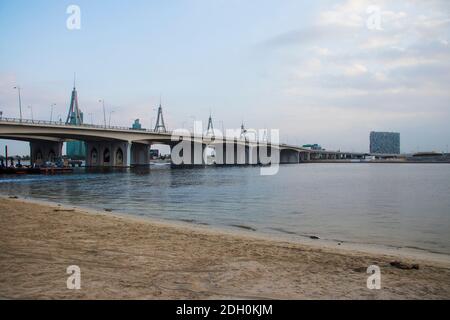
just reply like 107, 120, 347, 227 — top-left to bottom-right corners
0, 0, 449, 155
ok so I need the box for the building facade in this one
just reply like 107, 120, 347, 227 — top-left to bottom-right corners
370, 131, 400, 154
131, 119, 142, 130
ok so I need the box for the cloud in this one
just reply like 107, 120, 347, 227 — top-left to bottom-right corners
255, 0, 450, 151
318, 0, 369, 28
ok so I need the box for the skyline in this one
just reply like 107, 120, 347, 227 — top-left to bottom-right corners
1, 0, 450, 155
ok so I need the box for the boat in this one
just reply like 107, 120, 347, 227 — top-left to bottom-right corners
0, 167, 42, 175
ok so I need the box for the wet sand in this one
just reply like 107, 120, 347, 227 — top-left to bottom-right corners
0, 196, 449, 299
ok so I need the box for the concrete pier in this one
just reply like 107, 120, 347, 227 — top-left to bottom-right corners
85, 141, 131, 167
30, 141, 63, 166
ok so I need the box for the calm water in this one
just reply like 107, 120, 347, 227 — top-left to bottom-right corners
1, 164, 450, 254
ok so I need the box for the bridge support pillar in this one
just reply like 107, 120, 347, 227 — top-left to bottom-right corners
170, 138, 205, 167
244, 145, 250, 165
225, 141, 235, 165
30, 140, 63, 166
251, 144, 260, 165
126, 142, 132, 167
213, 141, 225, 165
235, 140, 246, 165
280, 149, 299, 164
131, 143, 150, 166
190, 141, 205, 166
86, 141, 132, 167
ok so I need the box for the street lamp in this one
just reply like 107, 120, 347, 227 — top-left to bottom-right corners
28, 105, 34, 121
150, 107, 157, 131
217, 120, 225, 137
50, 103, 56, 122
13, 86, 23, 121
98, 99, 107, 128
108, 110, 115, 127
189, 115, 197, 133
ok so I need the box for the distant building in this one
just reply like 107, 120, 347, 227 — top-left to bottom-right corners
302, 144, 322, 150
131, 119, 142, 130
370, 131, 400, 154
150, 149, 159, 159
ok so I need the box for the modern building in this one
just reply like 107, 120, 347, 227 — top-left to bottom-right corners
370, 131, 400, 154
131, 119, 142, 130
150, 149, 159, 159
65, 83, 86, 159
302, 144, 323, 150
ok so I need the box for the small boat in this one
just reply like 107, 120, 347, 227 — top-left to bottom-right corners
0, 167, 42, 175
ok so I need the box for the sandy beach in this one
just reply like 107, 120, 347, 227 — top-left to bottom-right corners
0, 196, 449, 300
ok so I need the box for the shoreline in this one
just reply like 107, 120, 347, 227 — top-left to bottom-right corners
1, 195, 449, 299
1, 194, 449, 265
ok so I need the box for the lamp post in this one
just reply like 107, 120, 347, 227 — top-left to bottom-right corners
108, 110, 115, 127
13, 86, 23, 121
150, 107, 156, 131
189, 115, 197, 133
217, 120, 225, 138
50, 103, 56, 122
28, 105, 34, 121
98, 99, 107, 128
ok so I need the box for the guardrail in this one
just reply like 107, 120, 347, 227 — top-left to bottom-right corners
0, 117, 314, 150
0, 117, 286, 146
0, 117, 169, 133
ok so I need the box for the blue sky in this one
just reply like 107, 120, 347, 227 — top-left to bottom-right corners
1, 0, 449, 155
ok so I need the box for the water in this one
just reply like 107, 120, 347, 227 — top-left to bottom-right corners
1, 163, 450, 255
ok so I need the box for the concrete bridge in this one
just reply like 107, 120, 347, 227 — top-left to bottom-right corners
0, 117, 366, 167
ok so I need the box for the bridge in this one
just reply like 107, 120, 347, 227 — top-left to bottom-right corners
0, 117, 367, 167
1, 80, 371, 167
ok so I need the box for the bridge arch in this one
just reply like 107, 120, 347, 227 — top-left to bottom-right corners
35, 150, 43, 164
115, 148, 124, 166
90, 148, 98, 165
103, 148, 110, 164
48, 149, 56, 162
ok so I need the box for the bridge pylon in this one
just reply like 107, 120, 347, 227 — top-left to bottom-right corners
206, 113, 215, 139
154, 103, 167, 133
65, 74, 86, 159
66, 74, 83, 125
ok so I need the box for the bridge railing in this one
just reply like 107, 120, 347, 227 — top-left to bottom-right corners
0, 116, 173, 134
0, 116, 296, 147
0, 117, 336, 152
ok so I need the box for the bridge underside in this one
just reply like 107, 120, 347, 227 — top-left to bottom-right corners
2, 136, 363, 168
0, 136, 152, 167
30, 141, 64, 165
85, 141, 150, 167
